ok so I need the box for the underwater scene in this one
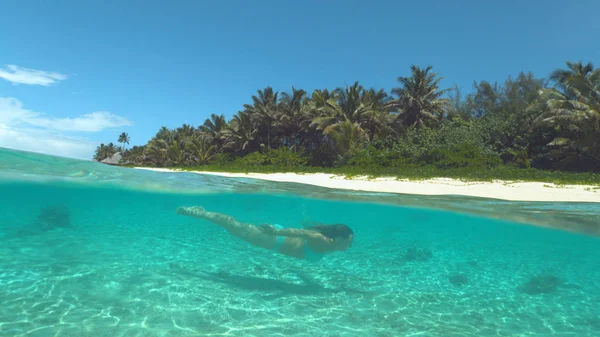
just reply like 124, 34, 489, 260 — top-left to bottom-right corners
1, 148, 599, 337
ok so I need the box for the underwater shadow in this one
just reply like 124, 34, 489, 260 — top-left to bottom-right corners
197, 270, 368, 297
3, 204, 74, 240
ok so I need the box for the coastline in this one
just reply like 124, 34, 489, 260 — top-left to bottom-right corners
133, 167, 600, 203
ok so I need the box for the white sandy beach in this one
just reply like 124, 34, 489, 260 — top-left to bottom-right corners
133, 167, 600, 203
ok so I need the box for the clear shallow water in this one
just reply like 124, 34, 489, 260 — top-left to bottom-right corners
1, 148, 600, 337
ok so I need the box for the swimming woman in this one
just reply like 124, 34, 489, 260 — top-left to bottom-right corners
176, 206, 354, 262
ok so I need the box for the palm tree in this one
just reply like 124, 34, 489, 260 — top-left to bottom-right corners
166, 140, 188, 165
94, 142, 121, 162
334, 81, 365, 121
549, 61, 598, 100
118, 132, 130, 151
145, 138, 170, 167
189, 134, 217, 164
310, 82, 363, 132
278, 87, 309, 151
155, 126, 172, 141
161, 124, 199, 165
308, 82, 393, 152
121, 145, 146, 165
390, 65, 451, 127
534, 61, 600, 168
144, 127, 174, 166
323, 119, 368, 156
360, 88, 395, 140
200, 113, 227, 149
93, 143, 107, 161
244, 87, 280, 149
222, 111, 258, 153
175, 124, 196, 139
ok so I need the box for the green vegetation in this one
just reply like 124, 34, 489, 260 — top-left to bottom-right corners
93, 132, 130, 162
97, 61, 600, 185
93, 142, 120, 162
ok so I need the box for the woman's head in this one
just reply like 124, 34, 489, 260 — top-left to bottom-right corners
306, 223, 354, 250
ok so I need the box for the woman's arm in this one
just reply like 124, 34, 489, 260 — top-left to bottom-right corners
260, 225, 331, 243
177, 206, 244, 229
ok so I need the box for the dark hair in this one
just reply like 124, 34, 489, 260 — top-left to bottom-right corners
306, 223, 353, 240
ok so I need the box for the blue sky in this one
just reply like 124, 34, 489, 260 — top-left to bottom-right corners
0, 0, 598, 159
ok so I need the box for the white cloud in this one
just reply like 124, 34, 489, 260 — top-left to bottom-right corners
0, 97, 133, 159
0, 65, 67, 86
0, 124, 95, 160
27, 111, 133, 132
0, 97, 38, 124
0, 97, 133, 132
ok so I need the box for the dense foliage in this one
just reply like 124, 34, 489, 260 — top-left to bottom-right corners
94, 61, 600, 182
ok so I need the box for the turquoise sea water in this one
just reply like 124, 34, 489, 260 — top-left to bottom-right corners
1, 148, 600, 337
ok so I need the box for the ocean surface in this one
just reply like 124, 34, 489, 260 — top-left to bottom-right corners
1, 148, 599, 337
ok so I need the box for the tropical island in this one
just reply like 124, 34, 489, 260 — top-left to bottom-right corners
93, 61, 600, 199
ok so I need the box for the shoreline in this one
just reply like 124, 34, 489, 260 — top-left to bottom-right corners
132, 167, 600, 203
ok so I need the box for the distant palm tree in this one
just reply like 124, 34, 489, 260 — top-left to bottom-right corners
323, 119, 368, 156
189, 135, 217, 164
311, 82, 366, 131
143, 127, 174, 166
145, 139, 170, 167
278, 87, 308, 151
94, 143, 119, 162
176, 124, 196, 138
308, 89, 343, 132
200, 113, 227, 149
244, 87, 280, 148
155, 126, 172, 141
309, 81, 393, 149
93, 143, 107, 161
300, 89, 337, 151
222, 111, 258, 153
118, 132, 130, 151
390, 65, 451, 127
360, 88, 394, 140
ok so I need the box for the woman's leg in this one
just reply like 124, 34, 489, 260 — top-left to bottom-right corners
176, 206, 276, 249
